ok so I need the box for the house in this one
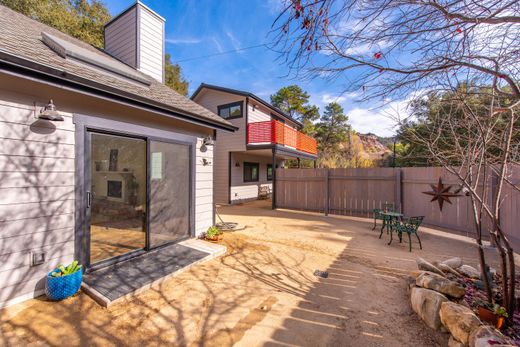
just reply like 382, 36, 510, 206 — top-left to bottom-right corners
0, 2, 236, 308
191, 84, 318, 206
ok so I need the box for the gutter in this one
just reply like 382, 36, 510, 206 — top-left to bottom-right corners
0, 51, 237, 132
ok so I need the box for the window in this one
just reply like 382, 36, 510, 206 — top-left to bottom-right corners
267, 164, 273, 181
244, 162, 259, 182
218, 101, 243, 119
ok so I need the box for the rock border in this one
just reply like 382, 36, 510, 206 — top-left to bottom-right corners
409, 257, 513, 347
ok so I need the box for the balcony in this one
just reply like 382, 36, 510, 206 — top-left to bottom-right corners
247, 120, 318, 155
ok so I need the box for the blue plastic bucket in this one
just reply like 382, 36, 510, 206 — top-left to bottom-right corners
45, 267, 83, 301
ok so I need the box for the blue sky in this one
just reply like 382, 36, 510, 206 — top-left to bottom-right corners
105, 0, 400, 137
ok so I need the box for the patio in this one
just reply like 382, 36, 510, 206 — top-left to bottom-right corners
0, 200, 503, 346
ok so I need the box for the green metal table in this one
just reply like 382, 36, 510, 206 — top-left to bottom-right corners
379, 211, 403, 244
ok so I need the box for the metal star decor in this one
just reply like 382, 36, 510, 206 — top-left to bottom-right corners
422, 177, 462, 211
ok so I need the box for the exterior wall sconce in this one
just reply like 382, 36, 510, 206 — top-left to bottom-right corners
202, 158, 211, 166
202, 135, 214, 146
235, 162, 240, 167
36, 100, 64, 121
252, 104, 257, 111
200, 135, 215, 153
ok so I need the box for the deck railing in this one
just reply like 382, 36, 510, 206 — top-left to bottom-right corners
247, 120, 318, 155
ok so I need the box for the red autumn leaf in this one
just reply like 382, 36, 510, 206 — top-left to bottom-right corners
315, 41, 319, 50
379, 68, 384, 73
374, 52, 382, 59
455, 27, 462, 33
319, 8, 323, 16
307, 45, 311, 51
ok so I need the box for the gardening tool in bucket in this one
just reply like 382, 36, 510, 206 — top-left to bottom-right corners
45, 261, 83, 301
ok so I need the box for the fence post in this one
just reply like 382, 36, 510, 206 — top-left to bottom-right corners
395, 169, 403, 213
325, 169, 330, 216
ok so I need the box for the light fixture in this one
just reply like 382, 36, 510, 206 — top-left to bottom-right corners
202, 158, 211, 166
38, 100, 64, 121
252, 104, 257, 111
202, 135, 215, 146
235, 162, 240, 167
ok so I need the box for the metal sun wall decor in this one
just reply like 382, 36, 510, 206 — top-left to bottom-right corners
422, 177, 462, 211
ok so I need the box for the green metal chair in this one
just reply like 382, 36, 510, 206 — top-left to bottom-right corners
372, 209, 384, 230
378, 213, 395, 239
393, 216, 424, 252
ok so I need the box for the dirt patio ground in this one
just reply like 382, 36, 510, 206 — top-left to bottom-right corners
0, 201, 503, 346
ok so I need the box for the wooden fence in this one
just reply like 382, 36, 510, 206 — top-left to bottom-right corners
275, 167, 520, 250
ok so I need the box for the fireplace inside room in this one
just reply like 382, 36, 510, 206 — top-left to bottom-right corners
107, 180, 122, 199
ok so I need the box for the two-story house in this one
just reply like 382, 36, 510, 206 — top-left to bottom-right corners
192, 84, 318, 206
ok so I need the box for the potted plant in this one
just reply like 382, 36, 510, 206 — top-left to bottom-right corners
476, 300, 508, 329
45, 260, 83, 301
205, 226, 222, 242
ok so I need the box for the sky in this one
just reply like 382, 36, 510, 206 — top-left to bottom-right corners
105, 0, 401, 137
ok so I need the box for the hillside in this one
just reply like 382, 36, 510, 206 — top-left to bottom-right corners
350, 133, 392, 164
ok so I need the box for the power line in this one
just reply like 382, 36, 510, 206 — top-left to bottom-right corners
173, 43, 267, 63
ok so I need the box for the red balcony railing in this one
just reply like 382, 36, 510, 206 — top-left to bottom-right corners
247, 120, 318, 155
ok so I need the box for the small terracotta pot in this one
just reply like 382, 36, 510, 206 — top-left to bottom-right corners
478, 307, 505, 329
206, 234, 223, 243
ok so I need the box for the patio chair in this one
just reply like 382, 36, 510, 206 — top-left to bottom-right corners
394, 216, 425, 252
372, 209, 384, 230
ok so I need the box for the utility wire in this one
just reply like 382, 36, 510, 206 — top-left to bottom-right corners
173, 43, 267, 63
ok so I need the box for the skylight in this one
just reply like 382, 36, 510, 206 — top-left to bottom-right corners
41, 32, 151, 86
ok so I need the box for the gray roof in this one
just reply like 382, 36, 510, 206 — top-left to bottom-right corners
0, 5, 235, 131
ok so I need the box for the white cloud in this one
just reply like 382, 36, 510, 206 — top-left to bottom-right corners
225, 30, 242, 51
319, 92, 359, 105
165, 37, 202, 44
344, 40, 391, 56
347, 98, 411, 137
211, 37, 224, 53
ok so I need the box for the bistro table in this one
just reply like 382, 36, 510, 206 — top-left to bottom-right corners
379, 211, 403, 245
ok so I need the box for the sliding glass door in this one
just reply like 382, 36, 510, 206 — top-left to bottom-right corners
89, 133, 147, 264
86, 131, 192, 266
149, 140, 191, 247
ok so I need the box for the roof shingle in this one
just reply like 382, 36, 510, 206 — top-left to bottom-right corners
0, 5, 234, 131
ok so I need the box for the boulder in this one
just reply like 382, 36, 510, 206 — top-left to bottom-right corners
458, 265, 480, 279
410, 287, 449, 330
405, 276, 417, 291
410, 270, 424, 278
468, 325, 514, 347
417, 257, 445, 277
440, 301, 481, 345
442, 257, 463, 269
448, 335, 465, 347
416, 272, 465, 298
439, 263, 463, 277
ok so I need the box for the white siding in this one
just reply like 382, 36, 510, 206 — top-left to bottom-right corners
195, 137, 214, 236
229, 153, 284, 203
193, 89, 247, 204
104, 7, 137, 68
0, 97, 75, 308
247, 102, 271, 123
138, 6, 164, 82
0, 74, 214, 308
